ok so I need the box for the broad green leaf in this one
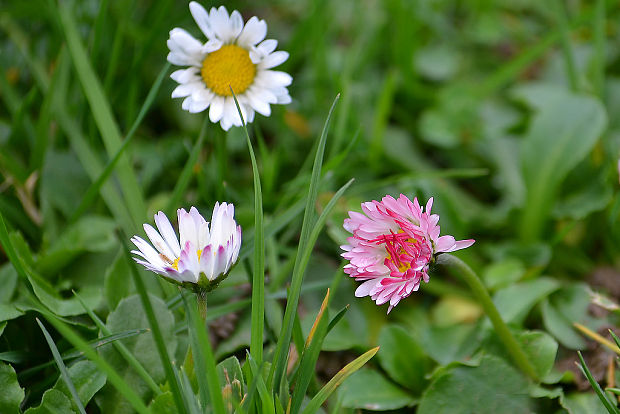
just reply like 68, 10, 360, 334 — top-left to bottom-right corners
96, 294, 176, 414
492, 278, 560, 325
0, 362, 24, 413
54, 361, 106, 412
542, 284, 590, 350
40, 150, 90, 219
420, 322, 482, 366
377, 324, 431, 394
514, 83, 607, 240
25, 389, 74, 414
418, 355, 532, 414
0, 264, 18, 303
561, 392, 611, 414
339, 369, 416, 411
216, 356, 245, 408
37, 216, 116, 276
0, 303, 23, 323
482, 259, 525, 291
518, 331, 558, 381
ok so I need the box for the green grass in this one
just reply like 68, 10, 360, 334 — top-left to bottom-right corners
1, 0, 620, 413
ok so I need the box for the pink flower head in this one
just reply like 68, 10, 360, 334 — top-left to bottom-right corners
341, 194, 474, 313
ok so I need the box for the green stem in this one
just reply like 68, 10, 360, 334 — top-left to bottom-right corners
437, 253, 539, 381
197, 289, 207, 322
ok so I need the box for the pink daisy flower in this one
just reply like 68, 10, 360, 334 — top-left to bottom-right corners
341, 194, 474, 313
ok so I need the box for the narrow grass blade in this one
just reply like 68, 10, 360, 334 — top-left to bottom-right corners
301, 347, 379, 414
246, 353, 275, 414
41, 311, 150, 414
70, 62, 171, 224
58, 1, 146, 225
592, 0, 606, 97
178, 367, 203, 414
290, 290, 331, 414
36, 318, 87, 414
574, 323, 620, 355
120, 236, 187, 414
327, 305, 349, 334
231, 91, 265, 364
165, 116, 208, 215
55, 110, 136, 233
607, 388, 620, 396
551, 0, 578, 91
609, 330, 620, 350
18, 329, 149, 379
73, 291, 161, 395
182, 291, 227, 414
269, 95, 340, 390
577, 351, 620, 414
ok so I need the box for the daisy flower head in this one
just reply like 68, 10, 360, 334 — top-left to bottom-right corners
167, 2, 292, 130
131, 202, 242, 292
341, 194, 475, 313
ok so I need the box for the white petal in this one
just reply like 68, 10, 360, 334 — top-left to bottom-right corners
210, 6, 235, 42
246, 91, 271, 116
259, 51, 289, 69
143, 224, 175, 260
202, 39, 223, 54
258, 70, 292, 87
170, 68, 200, 84
209, 96, 225, 122
189, 99, 209, 113
229, 10, 244, 38
178, 208, 199, 249
257, 39, 278, 55
237, 16, 267, 47
172, 82, 203, 98
154, 211, 180, 257
189, 1, 214, 39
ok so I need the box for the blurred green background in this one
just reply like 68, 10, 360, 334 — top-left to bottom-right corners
2, 0, 620, 412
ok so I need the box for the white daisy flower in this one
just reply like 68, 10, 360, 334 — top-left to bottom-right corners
131, 202, 242, 292
167, 2, 292, 130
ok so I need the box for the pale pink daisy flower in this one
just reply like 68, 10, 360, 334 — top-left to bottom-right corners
131, 202, 241, 292
341, 194, 474, 313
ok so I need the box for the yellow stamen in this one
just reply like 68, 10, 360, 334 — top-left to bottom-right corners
201, 45, 256, 96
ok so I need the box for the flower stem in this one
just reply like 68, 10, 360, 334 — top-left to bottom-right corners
197, 289, 207, 322
437, 253, 539, 381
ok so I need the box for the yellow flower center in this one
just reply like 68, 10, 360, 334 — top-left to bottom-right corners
201, 45, 256, 96
167, 249, 203, 271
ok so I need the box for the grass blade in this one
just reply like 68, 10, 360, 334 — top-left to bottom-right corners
592, 0, 605, 97
182, 291, 227, 414
246, 353, 275, 414
269, 95, 340, 390
40, 311, 150, 414
290, 290, 331, 414
577, 351, 620, 414
73, 291, 162, 396
36, 318, 87, 414
70, 62, 171, 224
301, 347, 379, 414
58, 1, 146, 226
231, 91, 265, 364
120, 235, 187, 414
165, 116, 209, 215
